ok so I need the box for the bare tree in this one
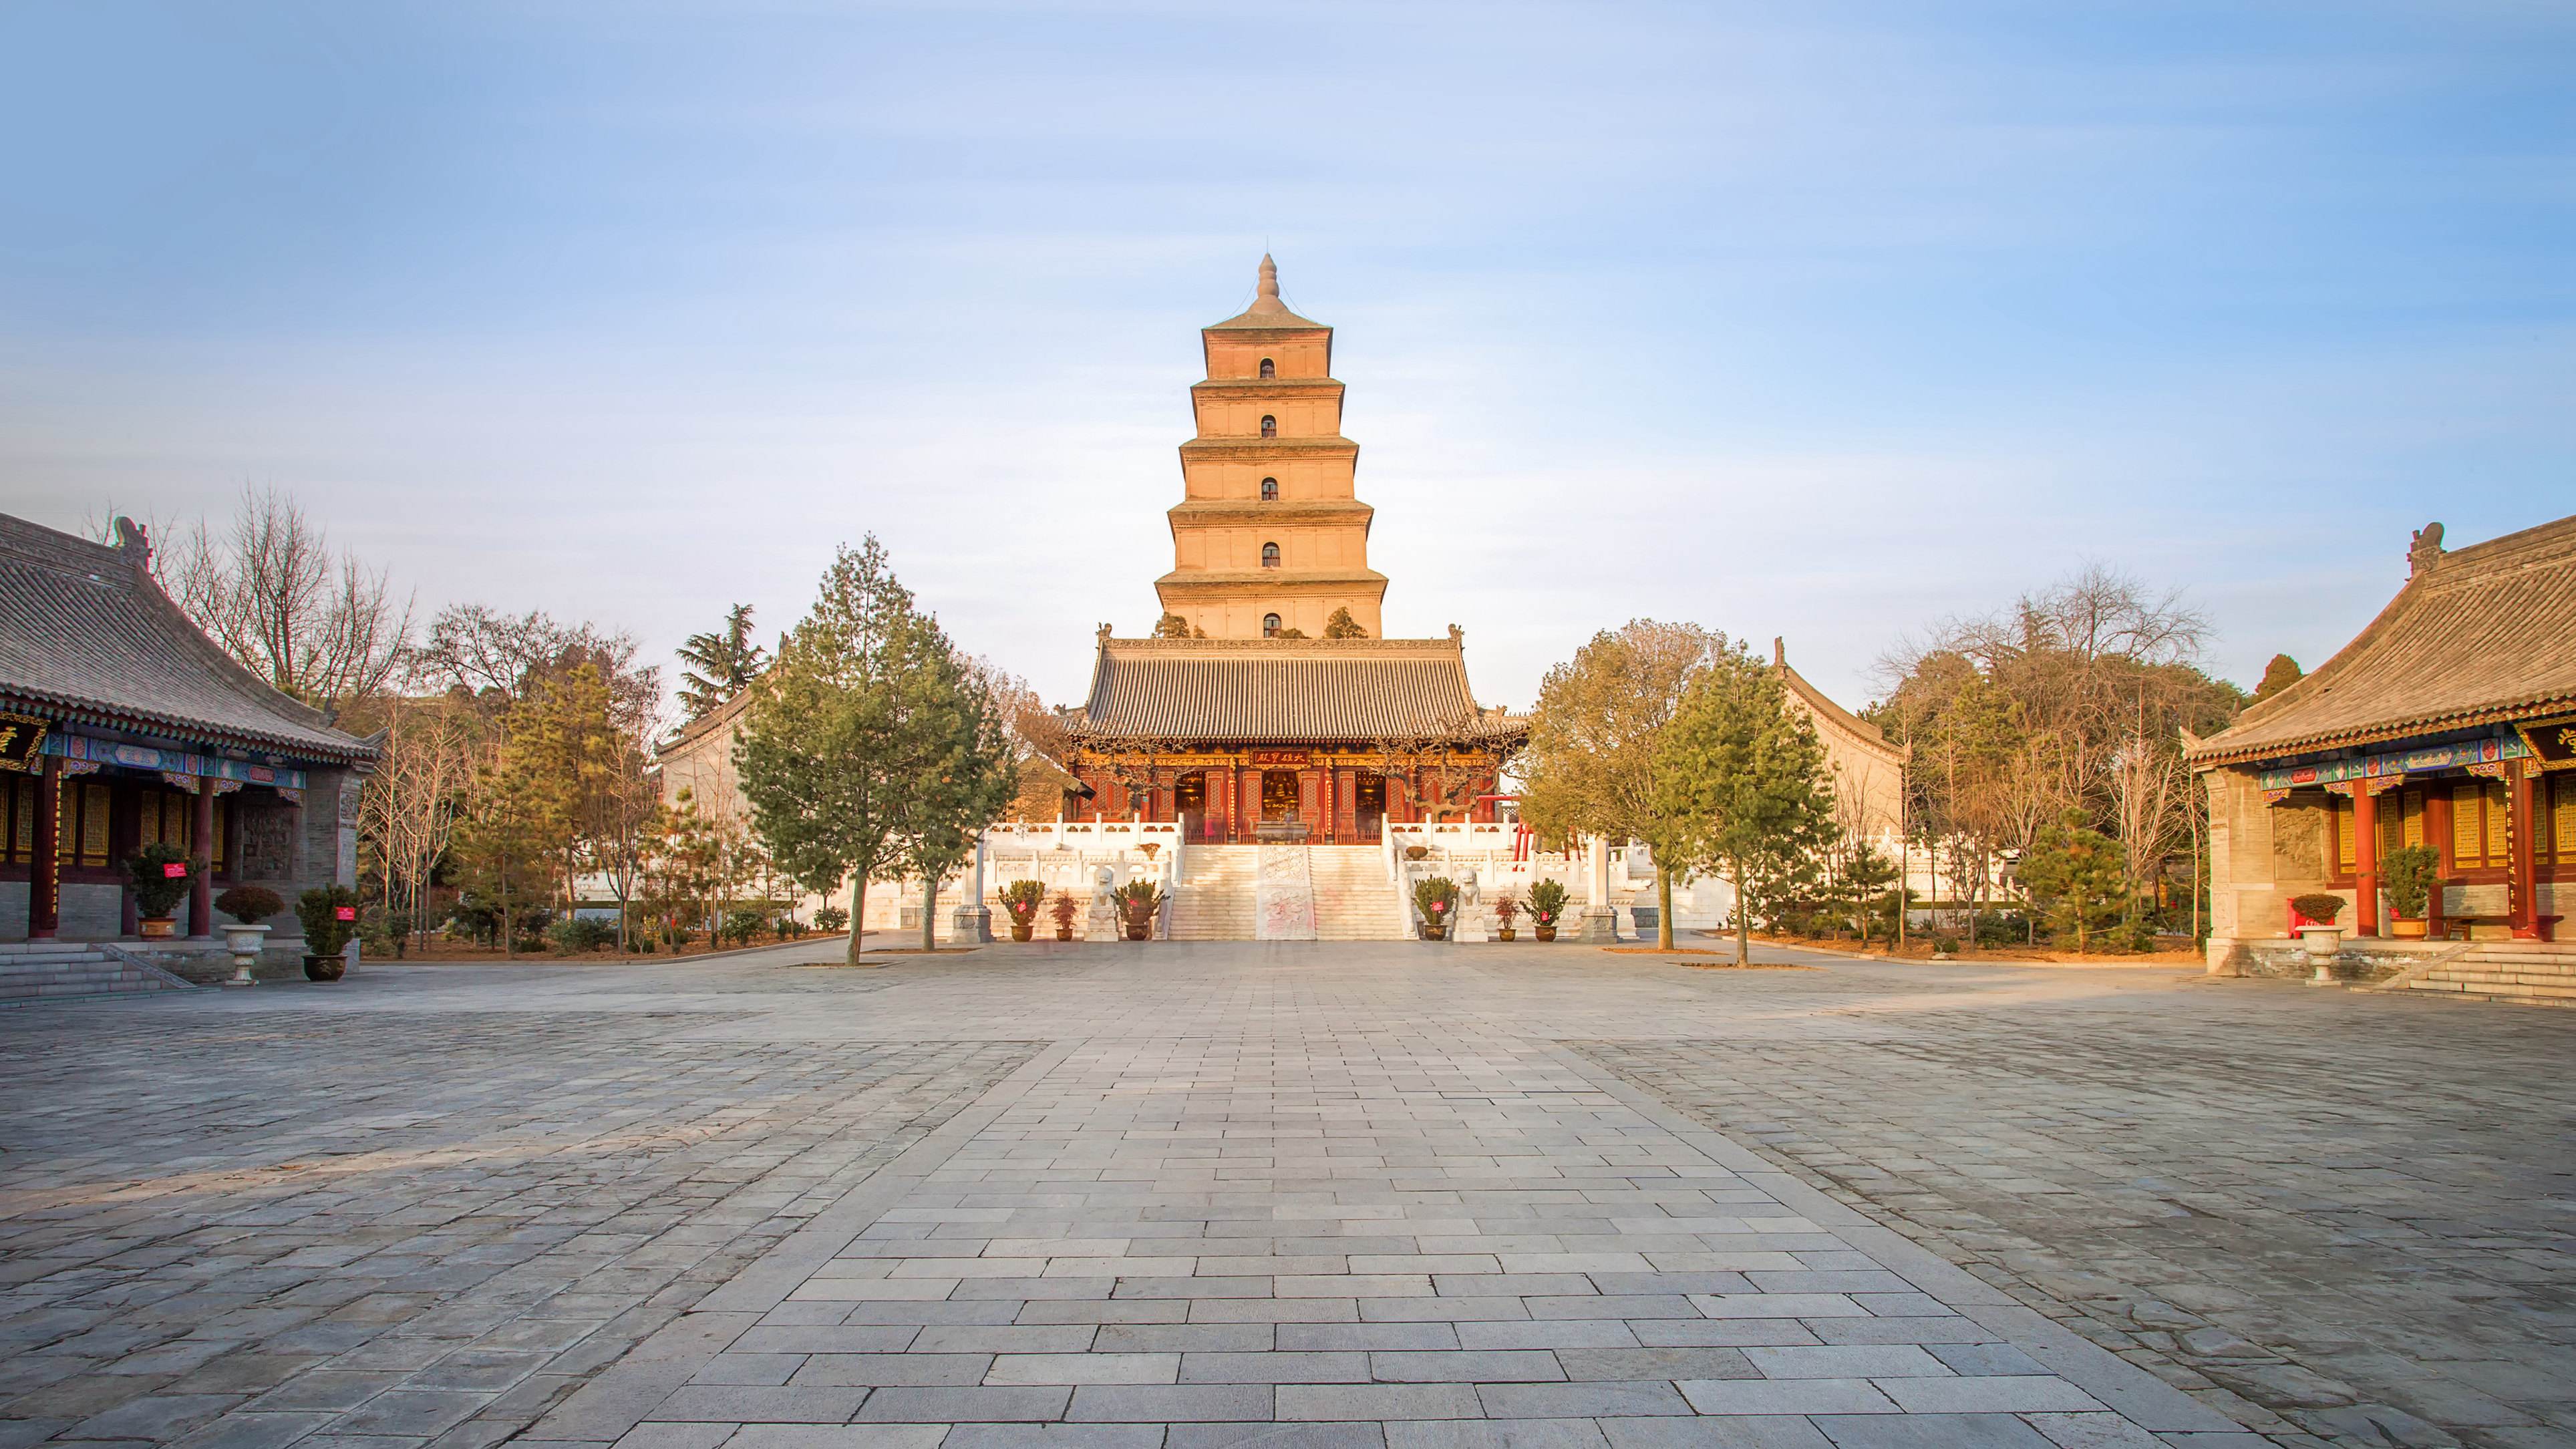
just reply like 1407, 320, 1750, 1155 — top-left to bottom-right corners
411, 603, 663, 738
163, 486, 414, 718
358, 697, 476, 953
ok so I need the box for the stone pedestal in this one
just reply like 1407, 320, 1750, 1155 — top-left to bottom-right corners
1574, 909, 1619, 943
951, 905, 994, 944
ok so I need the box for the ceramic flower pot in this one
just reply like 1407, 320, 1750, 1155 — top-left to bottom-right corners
1010, 923, 1033, 943
2390, 918, 2428, 939
140, 918, 177, 939
1535, 925, 1556, 943
1404, 846, 1429, 860
1056, 927, 1074, 942
1420, 923, 1446, 941
1496, 928, 1516, 941
304, 954, 345, 982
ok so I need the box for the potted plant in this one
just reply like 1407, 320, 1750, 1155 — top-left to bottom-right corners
1114, 879, 1165, 941
124, 842, 194, 939
297, 884, 360, 981
1049, 889, 1082, 942
1491, 893, 1519, 943
1527, 879, 1569, 943
1412, 876, 1458, 941
999, 879, 1045, 943
2382, 844, 2441, 939
212, 886, 283, 987
2290, 892, 2345, 984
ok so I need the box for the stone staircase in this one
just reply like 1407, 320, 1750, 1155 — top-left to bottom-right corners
2400, 940, 2576, 1007
1168, 845, 1259, 941
0, 942, 199, 1005
1313, 846, 1403, 941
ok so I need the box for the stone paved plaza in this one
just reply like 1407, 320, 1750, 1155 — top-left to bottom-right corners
1, 943, 2569, 1449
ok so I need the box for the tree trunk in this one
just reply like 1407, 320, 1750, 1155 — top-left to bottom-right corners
499, 868, 513, 961
1657, 866, 1674, 951
921, 876, 938, 953
845, 875, 867, 965
1733, 852, 1750, 965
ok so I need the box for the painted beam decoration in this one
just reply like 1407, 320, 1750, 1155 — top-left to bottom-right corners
2257, 733, 2531, 794
39, 732, 309, 790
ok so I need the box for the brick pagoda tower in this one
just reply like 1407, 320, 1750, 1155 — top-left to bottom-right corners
1154, 256, 1388, 640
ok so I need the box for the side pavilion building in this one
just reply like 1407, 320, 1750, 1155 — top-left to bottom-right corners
0, 513, 375, 965
2189, 516, 2573, 971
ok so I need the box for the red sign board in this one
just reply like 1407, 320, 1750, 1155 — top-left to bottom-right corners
162, 862, 187, 878
1251, 750, 1309, 766
335, 906, 357, 922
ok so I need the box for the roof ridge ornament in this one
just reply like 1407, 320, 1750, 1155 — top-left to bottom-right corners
2408, 521, 2444, 577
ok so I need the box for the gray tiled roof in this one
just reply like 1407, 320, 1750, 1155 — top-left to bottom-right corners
2189, 512, 2576, 765
0, 512, 374, 763
1072, 636, 1522, 744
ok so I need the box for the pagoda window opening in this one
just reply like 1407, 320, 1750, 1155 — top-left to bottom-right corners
1261, 477, 1278, 501
1261, 542, 1280, 569
1259, 357, 1275, 379
1260, 415, 1276, 438
1263, 613, 1281, 638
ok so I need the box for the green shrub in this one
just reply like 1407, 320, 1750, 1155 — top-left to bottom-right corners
814, 905, 849, 933
1526, 878, 1569, 927
298, 885, 359, 957
214, 885, 283, 925
126, 842, 194, 919
999, 878, 1046, 926
1411, 876, 1459, 932
722, 908, 767, 945
2382, 844, 2442, 920
547, 916, 617, 955
2290, 893, 2345, 925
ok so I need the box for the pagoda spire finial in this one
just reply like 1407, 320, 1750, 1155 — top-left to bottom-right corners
1257, 253, 1278, 301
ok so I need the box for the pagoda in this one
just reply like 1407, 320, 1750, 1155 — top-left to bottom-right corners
1060, 259, 1524, 844
1155, 254, 1386, 640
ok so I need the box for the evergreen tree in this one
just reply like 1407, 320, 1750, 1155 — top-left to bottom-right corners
1323, 607, 1367, 639
677, 603, 768, 719
2015, 808, 2126, 951
1652, 649, 1838, 964
734, 538, 969, 964
2251, 653, 2303, 703
892, 643, 1019, 951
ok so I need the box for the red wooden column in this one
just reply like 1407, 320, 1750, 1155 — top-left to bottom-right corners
2352, 782, 2381, 936
2509, 762, 2542, 939
29, 758, 60, 939
189, 776, 216, 938
1237, 766, 1259, 838
1333, 765, 1357, 840
2424, 788, 2452, 939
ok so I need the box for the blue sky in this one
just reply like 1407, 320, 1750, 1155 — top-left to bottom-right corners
3, 1, 2569, 715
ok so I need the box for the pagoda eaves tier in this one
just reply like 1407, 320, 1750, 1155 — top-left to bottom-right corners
1158, 255, 1386, 641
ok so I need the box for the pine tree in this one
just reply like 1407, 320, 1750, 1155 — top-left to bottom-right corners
2251, 653, 2302, 703
1651, 649, 1838, 964
2016, 808, 2126, 952
677, 603, 768, 719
